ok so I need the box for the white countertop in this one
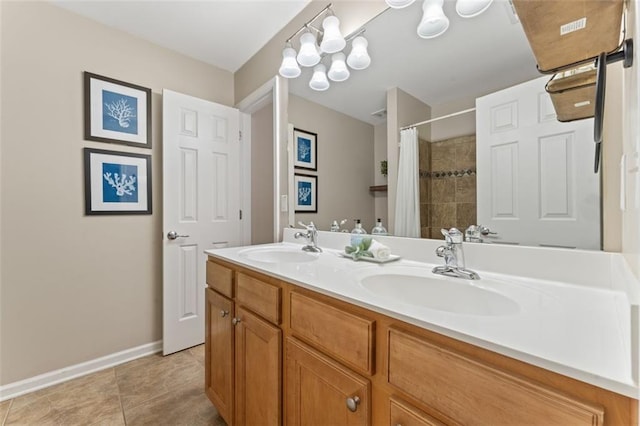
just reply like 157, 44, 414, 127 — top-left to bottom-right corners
205, 229, 640, 399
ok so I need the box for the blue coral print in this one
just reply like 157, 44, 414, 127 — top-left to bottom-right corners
102, 162, 138, 203
102, 90, 138, 135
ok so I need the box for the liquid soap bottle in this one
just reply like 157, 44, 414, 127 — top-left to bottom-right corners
350, 219, 367, 246
371, 218, 388, 236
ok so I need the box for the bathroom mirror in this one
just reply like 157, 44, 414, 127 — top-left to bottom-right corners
287, 1, 607, 250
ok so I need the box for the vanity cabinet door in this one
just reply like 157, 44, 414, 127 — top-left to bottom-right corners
234, 306, 281, 426
286, 337, 370, 426
205, 288, 234, 425
389, 396, 446, 426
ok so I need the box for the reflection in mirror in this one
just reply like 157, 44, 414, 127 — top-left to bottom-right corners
287, 0, 606, 250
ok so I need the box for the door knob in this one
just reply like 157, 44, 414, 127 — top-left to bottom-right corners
167, 231, 190, 240
232, 317, 241, 325
346, 396, 360, 412
220, 310, 229, 318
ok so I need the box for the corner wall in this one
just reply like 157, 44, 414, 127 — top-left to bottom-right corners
0, 1, 234, 385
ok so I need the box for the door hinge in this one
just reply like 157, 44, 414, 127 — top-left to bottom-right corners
239, 130, 242, 141
239, 209, 243, 220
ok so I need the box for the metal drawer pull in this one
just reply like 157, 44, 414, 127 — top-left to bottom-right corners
346, 396, 360, 412
220, 310, 229, 318
232, 317, 241, 325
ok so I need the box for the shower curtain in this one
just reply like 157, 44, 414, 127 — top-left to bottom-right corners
394, 128, 421, 238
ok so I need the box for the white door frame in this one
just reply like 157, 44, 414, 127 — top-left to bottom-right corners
236, 76, 289, 242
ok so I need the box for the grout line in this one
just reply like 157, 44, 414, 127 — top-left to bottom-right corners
1, 399, 13, 426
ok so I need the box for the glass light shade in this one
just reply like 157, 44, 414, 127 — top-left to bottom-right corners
320, 16, 346, 54
456, 0, 493, 18
385, 0, 416, 8
297, 32, 321, 67
328, 53, 350, 82
346, 36, 371, 70
417, 0, 449, 39
309, 64, 330, 91
278, 47, 301, 78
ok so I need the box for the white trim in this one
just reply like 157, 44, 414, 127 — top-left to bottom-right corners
240, 112, 252, 246
0, 340, 162, 402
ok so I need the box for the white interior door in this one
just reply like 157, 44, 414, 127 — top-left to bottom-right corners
163, 90, 242, 355
476, 76, 600, 250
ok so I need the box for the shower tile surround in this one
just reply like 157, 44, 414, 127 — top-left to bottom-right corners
419, 135, 477, 239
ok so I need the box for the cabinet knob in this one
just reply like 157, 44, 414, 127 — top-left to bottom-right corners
346, 396, 360, 412
232, 317, 241, 325
220, 310, 229, 318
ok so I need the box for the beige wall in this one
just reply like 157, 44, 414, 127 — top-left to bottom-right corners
0, 1, 233, 385
429, 96, 476, 142
289, 95, 375, 232
251, 103, 275, 244
373, 122, 388, 225
386, 88, 431, 235
235, 1, 387, 104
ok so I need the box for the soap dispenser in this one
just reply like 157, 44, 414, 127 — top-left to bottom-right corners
350, 219, 367, 246
371, 218, 388, 236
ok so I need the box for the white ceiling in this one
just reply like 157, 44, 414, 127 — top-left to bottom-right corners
50, 0, 540, 123
49, 0, 312, 72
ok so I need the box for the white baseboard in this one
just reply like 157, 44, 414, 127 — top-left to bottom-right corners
0, 340, 162, 402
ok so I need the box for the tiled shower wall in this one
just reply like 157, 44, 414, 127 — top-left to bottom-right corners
419, 135, 477, 239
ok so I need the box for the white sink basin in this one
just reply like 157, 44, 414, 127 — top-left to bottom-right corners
357, 266, 519, 316
238, 247, 319, 264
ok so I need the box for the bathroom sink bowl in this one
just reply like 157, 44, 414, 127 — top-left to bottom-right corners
357, 266, 519, 316
238, 247, 319, 264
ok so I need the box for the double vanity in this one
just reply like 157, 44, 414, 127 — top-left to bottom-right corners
204, 229, 639, 425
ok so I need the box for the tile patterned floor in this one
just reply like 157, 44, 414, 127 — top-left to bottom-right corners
1, 345, 227, 426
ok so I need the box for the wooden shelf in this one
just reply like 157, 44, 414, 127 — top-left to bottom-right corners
369, 185, 388, 192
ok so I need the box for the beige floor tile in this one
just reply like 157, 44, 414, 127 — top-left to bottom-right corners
123, 378, 224, 426
188, 344, 205, 364
5, 369, 123, 426
116, 351, 203, 410
0, 400, 12, 425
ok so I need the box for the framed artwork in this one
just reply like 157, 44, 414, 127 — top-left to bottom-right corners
84, 148, 152, 215
293, 128, 317, 171
84, 72, 152, 148
294, 174, 317, 213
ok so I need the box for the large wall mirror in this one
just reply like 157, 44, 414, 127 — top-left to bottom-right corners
286, 1, 615, 250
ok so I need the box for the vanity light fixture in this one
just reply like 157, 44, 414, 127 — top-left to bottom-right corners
417, 0, 449, 39
309, 64, 331, 91
385, 0, 494, 38
277, 3, 371, 91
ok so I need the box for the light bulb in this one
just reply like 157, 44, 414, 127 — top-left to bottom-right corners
328, 53, 350, 82
417, 0, 449, 39
346, 36, 371, 70
297, 32, 320, 67
309, 64, 330, 91
456, 0, 493, 18
320, 16, 346, 54
278, 47, 301, 78
385, 0, 416, 8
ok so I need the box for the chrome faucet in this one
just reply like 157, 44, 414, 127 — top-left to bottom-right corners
464, 225, 497, 243
433, 228, 480, 280
294, 221, 323, 253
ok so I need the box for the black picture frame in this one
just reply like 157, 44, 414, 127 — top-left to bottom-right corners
293, 128, 317, 171
84, 148, 152, 215
84, 72, 152, 148
294, 173, 318, 213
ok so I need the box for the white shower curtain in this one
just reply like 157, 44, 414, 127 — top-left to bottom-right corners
394, 128, 421, 238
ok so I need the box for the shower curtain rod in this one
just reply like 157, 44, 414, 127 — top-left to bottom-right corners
400, 107, 476, 131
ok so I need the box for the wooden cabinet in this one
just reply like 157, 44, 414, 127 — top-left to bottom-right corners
206, 256, 637, 426
205, 288, 234, 424
389, 396, 445, 426
205, 260, 282, 426
285, 337, 370, 426
234, 307, 281, 425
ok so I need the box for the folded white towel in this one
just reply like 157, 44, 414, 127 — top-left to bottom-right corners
368, 239, 391, 260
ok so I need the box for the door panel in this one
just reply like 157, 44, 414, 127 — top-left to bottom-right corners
163, 90, 242, 355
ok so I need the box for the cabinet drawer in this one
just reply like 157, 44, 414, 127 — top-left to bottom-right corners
236, 272, 281, 325
290, 291, 375, 375
389, 396, 445, 426
387, 328, 604, 426
206, 261, 233, 298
